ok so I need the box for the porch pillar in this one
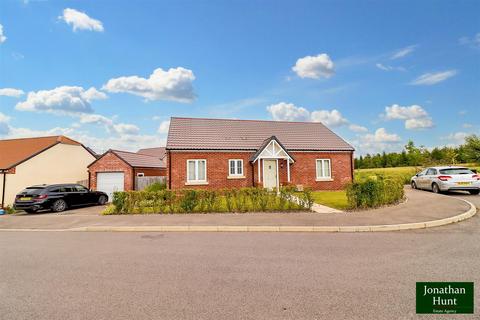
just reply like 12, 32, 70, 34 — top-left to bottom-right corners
287, 160, 290, 182
258, 159, 261, 183
276, 159, 279, 191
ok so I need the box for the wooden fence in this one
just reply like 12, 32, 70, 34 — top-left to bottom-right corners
135, 176, 166, 190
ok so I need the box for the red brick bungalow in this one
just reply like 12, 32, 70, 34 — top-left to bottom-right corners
166, 117, 354, 191
88, 150, 166, 199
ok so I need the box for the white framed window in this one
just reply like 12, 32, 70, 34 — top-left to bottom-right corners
229, 159, 243, 176
187, 159, 207, 182
316, 159, 331, 179
137, 172, 145, 177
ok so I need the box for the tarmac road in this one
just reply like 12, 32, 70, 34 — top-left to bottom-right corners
1, 210, 479, 320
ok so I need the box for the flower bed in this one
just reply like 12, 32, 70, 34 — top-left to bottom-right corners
103, 186, 314, 214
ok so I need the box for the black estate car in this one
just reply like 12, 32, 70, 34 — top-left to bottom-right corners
14, 184, 108, 213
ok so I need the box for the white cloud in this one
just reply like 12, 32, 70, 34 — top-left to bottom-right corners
2, 123, 162, 153
348, 124, 368, 133
78, 114, 139, 135
15, 86, 107, 115
459, 33, 480, 48
463, 123, 473, 128
375, 63, 406, 72
266, 102, 365, 131
266, 102, 310, 122
405, 118, 434, 130
0, 23, 6, 43
390, 45, 416, 59
410, 70, 457, 86
310, 109, 348, 127
112, 123, 140, 135
351, 128, 403, 155
103, 67, 196, 103
158, 120, 170, 134
292, 53, 335, 79
385, 104, 428, 120
443, 132, 469, 146
59, 8, 104, 32
0, 88, 25, 97
365, 128, 401, 143
0, 112, 10, 135
384, 104, 434, 130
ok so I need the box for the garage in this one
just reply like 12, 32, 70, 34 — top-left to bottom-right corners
88, 150, 166, 201
96, 172, 125, 200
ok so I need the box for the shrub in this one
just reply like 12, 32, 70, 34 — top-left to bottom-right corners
102, 204, 117, 215
144, 181, 167, 192
300, 188, 314, 210
346, 175, 404, 209
3, 206, 16, 215
112, 191, 127, 214
107, 187, 309, 214
179, 190, 198, 212
203, 190, 217, 212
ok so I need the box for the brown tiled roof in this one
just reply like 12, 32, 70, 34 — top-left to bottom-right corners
0, 135, 82, 170
166, 117, 354, 151
137, 147, 166, 159
112, 150, 165, 168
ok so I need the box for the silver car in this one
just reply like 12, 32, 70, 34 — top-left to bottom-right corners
411, 166, 480, 195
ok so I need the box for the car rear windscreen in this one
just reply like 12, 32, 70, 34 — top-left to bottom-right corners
20, 187, 45, 195
438, 168, 474, 175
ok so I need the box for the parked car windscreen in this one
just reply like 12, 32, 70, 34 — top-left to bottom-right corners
439, 168, 474, 175
20, 187, 45, 196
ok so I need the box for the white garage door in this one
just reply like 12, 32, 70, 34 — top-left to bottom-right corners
97, 172, 125, 201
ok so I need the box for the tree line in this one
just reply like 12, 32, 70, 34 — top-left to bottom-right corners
355, 134, 480, 169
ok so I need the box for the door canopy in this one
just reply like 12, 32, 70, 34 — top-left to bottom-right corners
251, 136, 295, 163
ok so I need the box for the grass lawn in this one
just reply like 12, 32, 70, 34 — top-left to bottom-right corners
298, 190, 349, 210
354, 163, 480, 184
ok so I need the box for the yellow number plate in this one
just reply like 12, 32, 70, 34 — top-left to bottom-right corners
456, 182, 472, 186
20, 197, 32, 201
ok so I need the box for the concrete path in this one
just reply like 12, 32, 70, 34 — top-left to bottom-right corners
0, 189, 476, 231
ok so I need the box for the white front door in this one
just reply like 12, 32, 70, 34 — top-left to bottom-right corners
263, 160, 277, 190
97, 172, 125, 201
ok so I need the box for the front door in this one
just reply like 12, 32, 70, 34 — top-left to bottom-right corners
263, 160, 277, 190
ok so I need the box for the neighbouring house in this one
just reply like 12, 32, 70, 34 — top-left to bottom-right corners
137, 147, 166, 161
166, 117, 355, 191
0, 136, 97, 207
88, 149, 166, 199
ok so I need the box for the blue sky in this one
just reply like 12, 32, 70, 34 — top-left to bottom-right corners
0, 0, 479, 154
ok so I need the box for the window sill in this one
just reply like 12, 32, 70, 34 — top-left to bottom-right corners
185, 181, 209, 186
227, 175, 246, 179
316, 178, 333, 182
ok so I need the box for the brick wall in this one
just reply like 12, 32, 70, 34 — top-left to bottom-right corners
288, 152, 353, 190
88, 152, 133, 191
168, 151, 254, 190
168, 150, 353, 190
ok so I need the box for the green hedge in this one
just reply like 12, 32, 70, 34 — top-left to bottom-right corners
346, 175, 404, 209
104, 186, 314, 214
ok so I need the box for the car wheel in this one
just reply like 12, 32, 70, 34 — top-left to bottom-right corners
98, 195, 107, 205
468, 190, 480, 195
411, 181, 417, 189
432, 183, 440, 194
52, 199, 67, 212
